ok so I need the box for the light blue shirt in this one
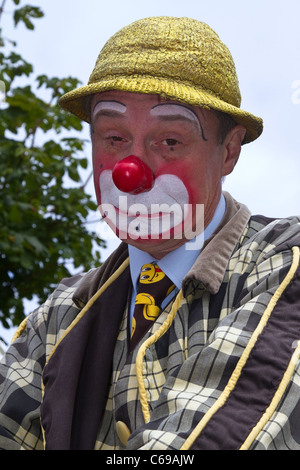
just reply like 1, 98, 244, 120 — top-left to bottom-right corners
128, 194, 226, 323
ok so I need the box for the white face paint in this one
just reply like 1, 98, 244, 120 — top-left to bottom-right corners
99, 170, 190, 240
150, 103, 202, 132
93, 100, 202, 241
92, 100, 127, 120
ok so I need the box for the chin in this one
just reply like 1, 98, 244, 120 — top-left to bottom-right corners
124, 235, 187, 259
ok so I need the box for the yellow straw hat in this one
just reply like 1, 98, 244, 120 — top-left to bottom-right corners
59, 16, 263, 144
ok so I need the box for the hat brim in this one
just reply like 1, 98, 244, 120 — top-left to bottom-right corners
59, 75, 263, 144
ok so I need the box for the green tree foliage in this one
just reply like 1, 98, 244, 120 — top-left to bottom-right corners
0, 1, 105, 334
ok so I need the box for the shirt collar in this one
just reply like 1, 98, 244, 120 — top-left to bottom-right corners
129, 194, 226, 290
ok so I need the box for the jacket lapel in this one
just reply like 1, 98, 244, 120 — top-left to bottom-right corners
41, 257, 130, 450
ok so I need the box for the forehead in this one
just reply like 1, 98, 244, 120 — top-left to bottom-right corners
90, 90, 215, 124
91, 90, 160, 107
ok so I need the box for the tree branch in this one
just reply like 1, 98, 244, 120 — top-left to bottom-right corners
81, 170, 93, 190
0, 0, 7, 23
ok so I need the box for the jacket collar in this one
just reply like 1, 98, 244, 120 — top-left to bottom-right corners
182, 191, 251, 295
72, 242, 129, 308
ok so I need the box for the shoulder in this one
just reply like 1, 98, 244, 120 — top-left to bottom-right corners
13, 242, 129, 350
245, 214, 300, 252
228, 214, 300, 284
49, 241, 129, 310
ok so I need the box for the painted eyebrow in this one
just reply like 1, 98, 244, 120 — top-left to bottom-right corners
92, 100, 127, 120
151, 103, 208, 141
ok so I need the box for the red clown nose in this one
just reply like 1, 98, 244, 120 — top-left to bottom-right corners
112, 156, 154, 194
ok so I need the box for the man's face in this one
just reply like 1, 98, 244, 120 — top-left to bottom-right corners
91, 91, 242, 258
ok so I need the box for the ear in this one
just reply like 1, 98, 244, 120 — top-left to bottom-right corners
221, 125, 246, 176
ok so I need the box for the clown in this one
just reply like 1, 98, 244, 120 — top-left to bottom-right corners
2, 16, 300, 453
59, 17, 260, 260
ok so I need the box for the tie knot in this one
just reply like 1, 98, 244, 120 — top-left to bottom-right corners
136, 263, 174, 299
139, 262, 166, 283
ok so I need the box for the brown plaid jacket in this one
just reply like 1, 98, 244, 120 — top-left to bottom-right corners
1, 192, 300, 450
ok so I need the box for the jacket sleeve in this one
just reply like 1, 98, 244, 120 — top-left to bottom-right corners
0, 297, 51, 450
0, 271, 83, 450
126, 242, 300, 450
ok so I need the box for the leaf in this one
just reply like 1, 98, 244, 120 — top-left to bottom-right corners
13, 6, 44, 30
79, 158, 88, 169
23, 235, 47, 254
7, 203, 22, 223
20, 252, 33, 269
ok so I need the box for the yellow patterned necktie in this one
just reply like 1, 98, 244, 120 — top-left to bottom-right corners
130, 263, 175, 351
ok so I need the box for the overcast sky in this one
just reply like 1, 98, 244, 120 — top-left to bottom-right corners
1, 0, 300, 344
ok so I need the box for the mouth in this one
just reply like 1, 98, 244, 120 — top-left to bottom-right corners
100, 202, 186, 240
104, 204, 181, 219
98, 170, 191, 241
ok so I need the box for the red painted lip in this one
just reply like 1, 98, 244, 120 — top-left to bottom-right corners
102, 205, 173, 219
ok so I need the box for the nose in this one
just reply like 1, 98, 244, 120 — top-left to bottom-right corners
112, 155, 154, 194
